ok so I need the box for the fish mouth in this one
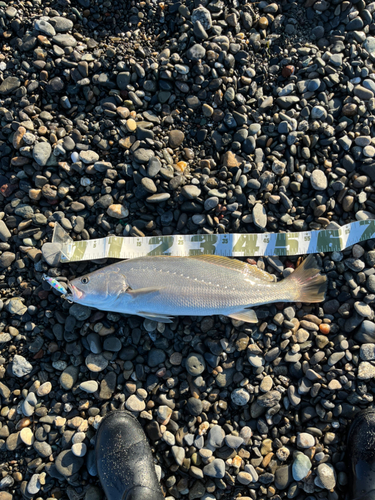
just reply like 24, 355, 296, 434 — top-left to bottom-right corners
66, 283, 84, 301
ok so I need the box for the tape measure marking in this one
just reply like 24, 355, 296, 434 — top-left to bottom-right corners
50, 220, 375, 263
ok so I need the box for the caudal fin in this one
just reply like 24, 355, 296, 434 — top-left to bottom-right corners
285, 254, 327, 303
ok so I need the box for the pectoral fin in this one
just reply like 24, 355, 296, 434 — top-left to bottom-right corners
228, 309, 258, 323
126, 287, 163, 298
138, 311, 174, 323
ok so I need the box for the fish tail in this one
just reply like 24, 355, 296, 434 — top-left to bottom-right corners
284, 255, 327, 303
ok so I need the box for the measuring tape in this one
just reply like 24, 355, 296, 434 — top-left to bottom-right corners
44, 220, 375, 263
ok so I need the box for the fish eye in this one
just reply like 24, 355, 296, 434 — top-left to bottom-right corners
81, 277, 89, 285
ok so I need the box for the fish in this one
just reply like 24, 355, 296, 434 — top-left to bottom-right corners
65, 254, 327, 324
43, 274, 68, 296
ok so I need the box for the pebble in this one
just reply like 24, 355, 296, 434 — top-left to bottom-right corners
310, 170, 328, 190
231, 388, 250, 406
185, 353, 206, 376
79, 381, 99, 393
292, 453, 312, 481
33, 142, 52, 167
125, 395, 146, 412
297, 432, 315, 448
253, 204, 267, 229
55, 450, 84, 478
20, 427, 34, 446
12, 355, 33, 377
203, 459, 225, 479
314, 463, 337, 490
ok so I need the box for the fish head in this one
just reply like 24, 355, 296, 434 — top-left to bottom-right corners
68, 267, 128, 308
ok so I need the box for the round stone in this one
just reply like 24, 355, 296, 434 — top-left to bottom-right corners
292, 453, 312, 481
60, 366, 79, 390
237, 471, 253, 485
85, 354, 108, 373
314, 463, 337, 490
20, 427, 34, 446
107, 204, 129, 219
231, 388, 250, 406
148, 349, 166, 368
79, 380, 99, 393
297, 432, 315, 448
186, 44, 206, 61
33, 142, 52, 167
12, 355, 33, 377
185, 353, 206, 376
187, 397, 203, 416
35, 19, 56, 36
37, 382, 52, 397
125, 394, 146, 412
169, 130, 185, 148
203, 459, 225, 478
310, 170, 328, 190
72, 443, 87, 457
181, 185, 201, 199
79, 150, 99, 164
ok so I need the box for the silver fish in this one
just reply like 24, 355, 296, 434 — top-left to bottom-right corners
67, 254, 326, 324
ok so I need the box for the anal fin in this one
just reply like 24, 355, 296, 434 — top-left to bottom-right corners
138, 311, 174, 323
228, 309, 258, 324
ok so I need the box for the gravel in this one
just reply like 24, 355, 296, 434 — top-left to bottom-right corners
0, 0, 375, 498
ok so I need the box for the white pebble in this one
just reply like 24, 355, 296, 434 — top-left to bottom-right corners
71, 151, 79, 163
72, 442, 87, 457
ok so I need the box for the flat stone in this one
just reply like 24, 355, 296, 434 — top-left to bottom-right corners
79, 380, 99, 393
231, 388, 250, 406
60, 366, 79, 390
35, 19, 56, 36
181, 185, 201, 199
253, 204, 267, 229
125, 394, 146, 412
55, 450, 84, 477
52, 34, 77, 48
79, 150, 99, 164
107, 204, 129, 219
85, 354, 109, 372
20, 427, 34, 446
133, 148, 154, 163
0, 77, 20, 95
297, 432, 315, 448
33, 142, 52, 166
169, 130, 185, 148
12, 355, 33, 377
310, 170, 328, 190
358, 361, 375, 380
314, 463, 336, 490
50, 17, 74, 32
186, 44, 206, 61
207, 425, 225, 449
186, 353, 206, 376
203, 459, 225, 478
292, 453, 311, 481
27, 474, 41, 495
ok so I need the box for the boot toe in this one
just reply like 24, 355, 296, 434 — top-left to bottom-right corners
95, 411, 164, 500
347, 409, 375, 499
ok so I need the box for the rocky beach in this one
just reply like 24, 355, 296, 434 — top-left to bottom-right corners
0, 0, 374, 498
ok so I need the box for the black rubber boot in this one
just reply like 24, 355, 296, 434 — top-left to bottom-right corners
95, 410, 164, 500
347, 409, 375, 500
